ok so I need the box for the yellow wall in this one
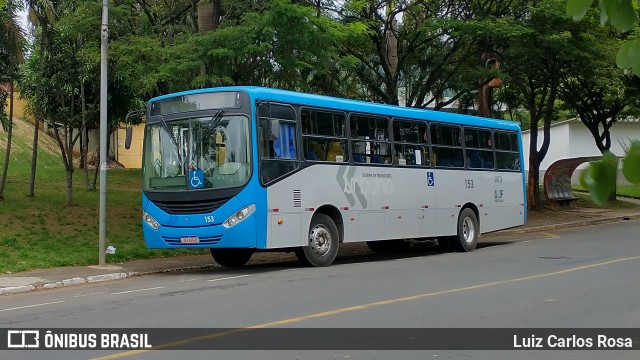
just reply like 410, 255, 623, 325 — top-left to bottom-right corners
116, 124, 145, 169
5, 89, 144, 168
3, 91, 35, 123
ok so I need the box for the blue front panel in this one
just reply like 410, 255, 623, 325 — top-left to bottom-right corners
142, 185, 267, 249
142, 169, 268, 249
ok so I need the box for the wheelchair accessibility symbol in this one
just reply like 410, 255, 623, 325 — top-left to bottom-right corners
427, 171, 435, 187
189, 170, 204, 189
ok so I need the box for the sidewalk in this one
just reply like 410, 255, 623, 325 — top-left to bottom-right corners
2, 201, 640, 296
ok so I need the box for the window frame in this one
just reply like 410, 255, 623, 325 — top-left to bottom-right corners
494, 130, 521, 172
391, 117, 431, 167
257, 102, 300, 185
430, 123, 465, 169
300, 107, 349, 163
463, 126, 496, 171
348, 112, 392, 166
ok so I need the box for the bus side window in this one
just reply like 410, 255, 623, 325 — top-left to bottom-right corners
495, 131, 520, 171
431, 124, 463, 168
302, 109, 348, 162
257, 103, 299, 184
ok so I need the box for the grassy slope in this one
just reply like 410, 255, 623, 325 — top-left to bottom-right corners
0, 118, 203, 273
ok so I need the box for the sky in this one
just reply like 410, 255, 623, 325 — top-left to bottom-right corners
17, 8, 33, 47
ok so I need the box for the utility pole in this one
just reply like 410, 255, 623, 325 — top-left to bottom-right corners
99, 0, 109, 266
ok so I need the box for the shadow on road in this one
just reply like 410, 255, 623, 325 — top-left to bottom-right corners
163, 240, 513, 278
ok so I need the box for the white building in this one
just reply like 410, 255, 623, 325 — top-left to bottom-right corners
522, 118, 640, 184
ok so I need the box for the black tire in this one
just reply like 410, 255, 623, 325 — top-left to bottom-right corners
295, 213, 339, 267
367, 239, 411, 253
450, 208, 479, 252
210, 248, 253, 267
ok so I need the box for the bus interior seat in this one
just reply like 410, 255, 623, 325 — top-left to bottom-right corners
469, 151, 484, 168
372, 154, 383, 164
353, 153, 364, 163
306, 151, 318, 160
312, 143, 326, 160
326, 142, 343, 162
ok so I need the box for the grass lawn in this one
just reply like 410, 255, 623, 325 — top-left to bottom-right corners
0, 119, 204, 273
573, 184, 640, 199
616, 185, 640, 198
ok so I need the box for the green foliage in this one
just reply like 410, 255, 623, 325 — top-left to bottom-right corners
567, 0, 640, 75
581, 143, 640, 205
616, 39, 640, 74
567, 0, 637, 30
621, 141, 640, 183
579, 151, 619, 205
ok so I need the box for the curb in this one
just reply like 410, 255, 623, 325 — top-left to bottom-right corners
0, 264, 219, 296
484, 213, 640, 237
2, 214, 640, 296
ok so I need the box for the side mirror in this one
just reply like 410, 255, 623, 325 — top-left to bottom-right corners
125, 127, 133, 150
124, 110, 145, 150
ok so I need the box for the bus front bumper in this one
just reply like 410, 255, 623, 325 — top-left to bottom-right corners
142, 215, 258, 249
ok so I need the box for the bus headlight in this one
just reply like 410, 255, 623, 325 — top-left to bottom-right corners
143, 212, 161, 230
223, 204, 256, 228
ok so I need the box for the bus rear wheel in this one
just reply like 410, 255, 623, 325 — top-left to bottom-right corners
295, 214, 339, 267
210, 248, 253, 267
450, 208, 479, 252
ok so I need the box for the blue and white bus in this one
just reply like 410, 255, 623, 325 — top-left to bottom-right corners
140, 86, 526, 267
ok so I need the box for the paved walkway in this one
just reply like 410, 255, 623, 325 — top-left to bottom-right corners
2, 199, 640, 296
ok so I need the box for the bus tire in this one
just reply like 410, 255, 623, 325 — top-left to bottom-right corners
367, 240, 411, 253
210, 248, 253, 267
295, 214, 339, 267
451, 208, 479, 252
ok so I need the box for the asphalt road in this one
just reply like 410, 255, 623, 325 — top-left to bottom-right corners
1, 220, 640, 360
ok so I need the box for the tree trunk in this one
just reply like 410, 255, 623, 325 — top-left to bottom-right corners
477, 85, 491, 118
527, 160, 541, 210
66, 129, 74, 206
0, 81, 14, 200
81, 82, 91, 191
384, 11, 399, 105
527, 128, 542, 210
92, 146, 99, 191
197, 0, 221, 33
28, 36, 47, 198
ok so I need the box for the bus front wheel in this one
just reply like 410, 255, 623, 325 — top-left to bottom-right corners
210, 248, 253, 267
450, 208, 479, 252
295, 214, 339, 267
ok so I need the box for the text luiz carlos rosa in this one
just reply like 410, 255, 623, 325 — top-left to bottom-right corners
513, 334, 633, 349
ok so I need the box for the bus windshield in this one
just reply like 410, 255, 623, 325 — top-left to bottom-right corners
142, 114, 251, 192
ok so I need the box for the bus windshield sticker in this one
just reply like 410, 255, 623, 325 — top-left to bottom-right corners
427, 171, 435, 186
189, 169, 204, 189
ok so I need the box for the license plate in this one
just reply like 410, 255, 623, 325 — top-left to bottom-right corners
180, 236, 200, 244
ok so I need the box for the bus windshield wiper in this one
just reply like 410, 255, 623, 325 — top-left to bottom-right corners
207, 109, 225, 129
155, 115, 180, 149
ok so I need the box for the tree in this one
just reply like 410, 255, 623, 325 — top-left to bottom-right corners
24, 0, 56, 198
559, 9, 640, 154
0, 0, 26, 200
566, 0, 640, 204
500, 0, 576, 210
